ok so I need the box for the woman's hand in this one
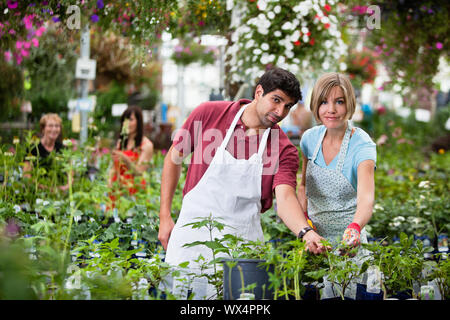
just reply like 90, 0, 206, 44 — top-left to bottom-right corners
112, 149, 133, 169
339, 223, 361, 257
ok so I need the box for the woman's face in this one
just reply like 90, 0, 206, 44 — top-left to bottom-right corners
318, 86, 348, 130
43, 119, 61, 142
127, 113, 138, 135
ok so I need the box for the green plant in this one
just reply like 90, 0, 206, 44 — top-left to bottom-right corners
363, 233, 433, 299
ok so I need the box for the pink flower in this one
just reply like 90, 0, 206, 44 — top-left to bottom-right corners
436, 42, 443, 50
20, 49, 29, 57
15, 54, 22, 65
16, 41, 23, 49
35, 26, 46, 37
31, 37, 39, 47
4, 51, 12, 62
23, 41, 31, 49
7, 1, 18, 9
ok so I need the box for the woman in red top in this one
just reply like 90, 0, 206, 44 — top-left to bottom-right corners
108, 106, 154, 204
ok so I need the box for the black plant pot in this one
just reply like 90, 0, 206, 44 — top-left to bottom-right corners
222, 258, 274, 300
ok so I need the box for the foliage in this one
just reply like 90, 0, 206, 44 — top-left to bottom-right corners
21, 25, 78, 122
0, 58, 23, 121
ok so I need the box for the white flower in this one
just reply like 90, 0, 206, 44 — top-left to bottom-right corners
257, 0, 267, 11
373, 203, 383, 211
285, 50, 294, 59
247, 39, 255, 48
274, 5, 281, 14
253, 48, 262, 55
339, 62, 347, 71
281, 21, 293, 30
393, 216, 406, 222
267, 11, 275, 19
290, 30, 301, 42
36, 198, 43, 205
274, 30, 282, 37
418, 181, 430, 189
322, 61, 330, 70
63, 139, 73, 147
260, 54, 271, 65
13, 205, 21, 213
121, 119, 130, 136
261, 42, 269, 51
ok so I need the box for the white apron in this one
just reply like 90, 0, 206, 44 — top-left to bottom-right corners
161, 104, 270, 299
306, 121, 369, 299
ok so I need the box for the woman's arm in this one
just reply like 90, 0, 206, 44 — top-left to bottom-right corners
135, 138, 154, 174
353, 159, 376, 229
297, 151, 308, 213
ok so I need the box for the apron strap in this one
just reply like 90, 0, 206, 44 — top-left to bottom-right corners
311, 121, 353, 172
220, 104, 249, 149
257, 127, 271, 159
220, 104, 271, 160
312, 126, 327, 162
336, 121, 353, 172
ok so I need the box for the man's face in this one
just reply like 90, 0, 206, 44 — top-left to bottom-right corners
254, 85, 297, 128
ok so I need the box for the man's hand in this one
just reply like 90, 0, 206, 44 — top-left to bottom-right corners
158, 215, 175, 250
302, 230, 329, 254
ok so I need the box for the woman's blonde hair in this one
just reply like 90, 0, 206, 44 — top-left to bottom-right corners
39, 113, 63, 140
309, 72, 356, 123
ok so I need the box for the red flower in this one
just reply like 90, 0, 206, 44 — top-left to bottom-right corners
324, 23, 330, 29
324, 4, 331, 12
294, 40, 301, 46
309, 38, 315, 45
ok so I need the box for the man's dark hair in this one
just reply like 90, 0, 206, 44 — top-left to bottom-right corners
255, 67, 302, 103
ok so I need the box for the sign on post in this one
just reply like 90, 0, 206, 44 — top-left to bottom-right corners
75, 58, 96, 80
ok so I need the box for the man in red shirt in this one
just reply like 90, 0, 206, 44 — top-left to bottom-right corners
158, 68, 325, 298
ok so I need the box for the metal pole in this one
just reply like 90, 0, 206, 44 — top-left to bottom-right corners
177, 65, 185, 129
79, 24, 90, 145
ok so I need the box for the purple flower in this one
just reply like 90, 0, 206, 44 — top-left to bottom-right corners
436, 42, 443, 50
97, 0, 104, 9
52, 16, 60, 23
91, 14, 99, 23
5, 219, 20, 238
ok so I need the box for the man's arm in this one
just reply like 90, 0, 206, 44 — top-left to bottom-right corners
275, 184, 327, 254
158, 144, 185, 250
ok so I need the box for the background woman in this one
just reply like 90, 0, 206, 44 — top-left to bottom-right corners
297, 72, 377, 299
108, 106, 154, 204
23, 113, 68, 191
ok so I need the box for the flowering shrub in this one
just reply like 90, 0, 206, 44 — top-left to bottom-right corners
345, 0, 449, 94
345, 48, 378, 88
225, 0, 347, 84
1, 0, 177, 65
171, 40, 217, 66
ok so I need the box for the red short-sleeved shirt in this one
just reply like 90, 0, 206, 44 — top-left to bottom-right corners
172, 99, 299, 213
